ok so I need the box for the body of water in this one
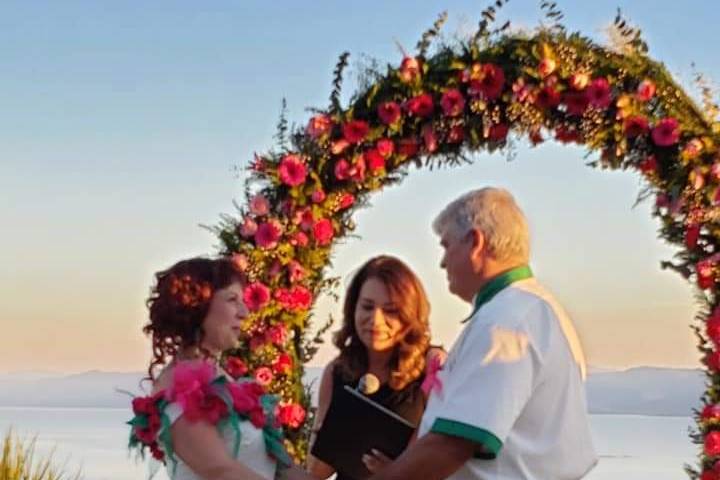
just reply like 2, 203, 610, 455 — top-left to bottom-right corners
0, 407, 698, 479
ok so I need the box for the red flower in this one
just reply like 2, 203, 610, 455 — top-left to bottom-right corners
278, 154, 307, 187
338, 192, 355, 210
638, 155, 657, 175
290, 231, 309, 247
349, 155, 366, 182
563, 90, 589, 116
448, 125, 465, 143
254, 367, 274, 387
313, 218, 334, 246
529, 128, 544, 145
287, 260, 305, 283
651, 118, 680, 147
266, 324, 287, 345
535, 86, 561, 109
376, 138, 394, 158
440, 89, 465, 117
708, 310, 720, 344
243, 282, 271, 311
554, 126, 580, 144
397, 138, 420, 158
623, 115, 649, 138
686, 224, 701, 249
227, 380, 264, 413
468, 63, 505, 100
272, 353, 293, 375
703, 404, 720, 420
406, 93, 434, 117
132, 396, 155, 416
343, 120, 370, 144
365, 149, 386, 173
637, 79, 656, 102
422, 124, 438, 153
698, 259, 716, 290
488, 123, 509, 141
306, 114, 333, 139
290, 285, 312, 310
587, 78, 612, 109
277, 402, 306, 429
334, 158, 350, 180
293, 207, 314, 231
254, 220, 283, 249
399, 56, 421, 83
701, 470, 720, 480
378, 102, 402, 125
311, 189, 326, 204
167, 362, 228, 424
706, 431, 720, 456
224, 356, 248, 379
708, 351, 720, 371
249, 409, 267, 428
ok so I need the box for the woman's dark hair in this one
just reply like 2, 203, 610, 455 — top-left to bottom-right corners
333, 255, 431, 390
142, 257, 244, 380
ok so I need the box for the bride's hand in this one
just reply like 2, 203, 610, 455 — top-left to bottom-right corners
362, 449, 392, 473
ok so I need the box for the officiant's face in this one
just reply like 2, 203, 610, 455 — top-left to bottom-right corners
354, 277, 408, 352
201, 281, 248, 352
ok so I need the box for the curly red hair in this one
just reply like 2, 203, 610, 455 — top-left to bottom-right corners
333, 255, 431, 390
143, 257, 244, 380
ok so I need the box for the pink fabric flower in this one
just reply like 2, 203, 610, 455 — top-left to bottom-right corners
378, 101, 402, 125
651, 118, 680, 146
440, 89, 465, 117
306, 114, 333, 139
243, 282, 271, 311
343, 120, 370, 144
254, 367, 274, 386
421, 353, 444, 396
254, 220, 283, 249
249, 194, 270, 216
226, 380, 264, 413
167, 361, 228, 424
587, 78, 612, 109
278, 154, 307, 186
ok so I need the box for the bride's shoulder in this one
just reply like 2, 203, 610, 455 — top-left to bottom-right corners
152, 359, 220, 395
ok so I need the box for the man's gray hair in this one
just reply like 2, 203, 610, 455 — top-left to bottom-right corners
432, 187, 530, 264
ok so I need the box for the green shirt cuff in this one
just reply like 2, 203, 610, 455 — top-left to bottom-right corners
430, 418, 503, 459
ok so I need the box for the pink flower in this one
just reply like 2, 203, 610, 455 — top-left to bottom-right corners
290, 231, 309, 247
249, 194, 270, 216
243, 282, 271, 311
167, 361, 228, 423
338, 192, 355, 210
637, 79, 656, 102
293, 207, 314, 231
399, 56, 421, 83
311, 189, 326, 204
376, 138, 394, 158
651, 118, 680, 146
623, 115, 649, 138
698, 259, 716, 290
231, 253, 248, 272
331, 139, 350, 155
224, 356, 248, 379
362, 149, 386, 172
278, 154, 307, 187
569, 72, 590, 90
406, 93, 434, 118
226, 380, 264, 413
334, 158, 351, 180
488, 123, 509, 141
349, 155, 366, 182
563, 90, 589, 116
343, 120, 370, 144
535, 86, 561, 109
272, 353, 293, 375
266, 324, 287, 345
702, 403, 720, 420
440, 89, 465, 117
587, 78, 612, 109
538, 58, 556, 77
422, 124, 438, 153
254, 367, 274, 386
306, 114, 333, 139
706, 431, 720, 456
238, 217, 258, 238
312, 218, 334, 246
254, 220, 283, 249
378, 102, 402, 125
448, 125, 465, 143
277, 402, 306, 429
287, 260, 306, 283
468, 63, 505, 100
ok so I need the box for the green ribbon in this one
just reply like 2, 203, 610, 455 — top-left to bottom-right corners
463, 265, 533, 323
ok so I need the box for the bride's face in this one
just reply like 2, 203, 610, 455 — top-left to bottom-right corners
201, 281, 248, 353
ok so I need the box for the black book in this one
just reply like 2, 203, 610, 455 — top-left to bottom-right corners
311, 385, 416, 480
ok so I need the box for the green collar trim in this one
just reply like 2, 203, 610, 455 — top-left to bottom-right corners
462, 265, 533, 323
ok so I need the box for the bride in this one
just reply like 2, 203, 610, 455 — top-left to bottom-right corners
128, 256, 312, 480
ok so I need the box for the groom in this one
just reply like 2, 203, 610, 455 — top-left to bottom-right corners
368, 187, 597, 479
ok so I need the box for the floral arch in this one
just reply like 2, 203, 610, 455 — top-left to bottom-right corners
212, 5, 720, 477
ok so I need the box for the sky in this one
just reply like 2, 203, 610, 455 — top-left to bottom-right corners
1, 0, 719, 374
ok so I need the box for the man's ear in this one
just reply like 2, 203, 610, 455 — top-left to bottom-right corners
469, 228, 485, 271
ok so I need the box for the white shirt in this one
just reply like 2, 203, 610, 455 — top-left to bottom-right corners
418, 278, 597, 479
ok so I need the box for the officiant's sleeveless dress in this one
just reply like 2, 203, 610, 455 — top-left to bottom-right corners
331, 367, 426, 480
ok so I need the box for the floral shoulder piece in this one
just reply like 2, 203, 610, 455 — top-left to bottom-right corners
127, 360, 291, 473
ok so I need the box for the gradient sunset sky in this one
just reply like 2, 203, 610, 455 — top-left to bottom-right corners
2, 0, 719, 373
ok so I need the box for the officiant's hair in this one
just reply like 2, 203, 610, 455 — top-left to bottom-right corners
143, 257, 245, 380
333, 255, 431, 391
433, 187, 530, 264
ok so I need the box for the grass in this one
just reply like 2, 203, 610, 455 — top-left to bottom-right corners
0, 429, 82, 480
